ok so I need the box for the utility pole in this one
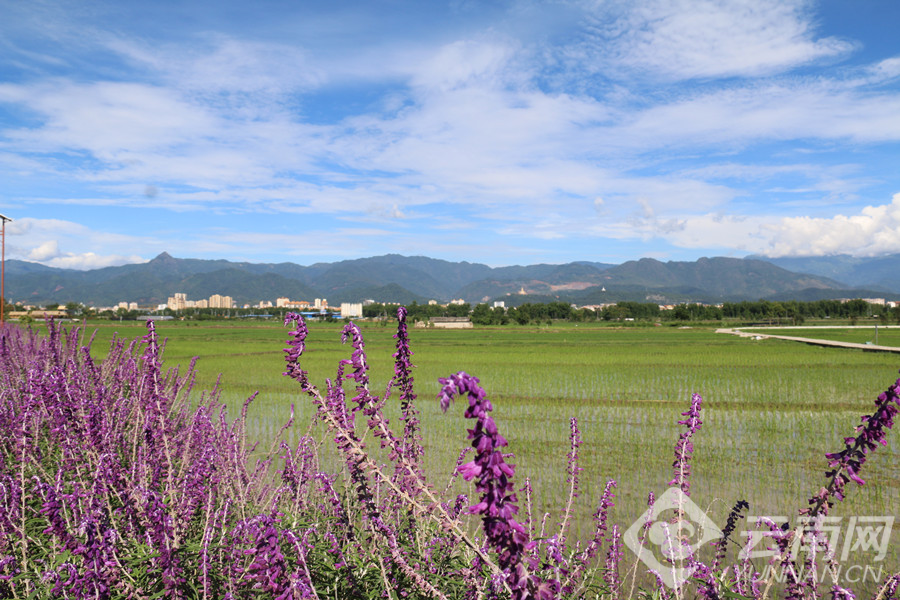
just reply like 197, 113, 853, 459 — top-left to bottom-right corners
0, 213, 11, 326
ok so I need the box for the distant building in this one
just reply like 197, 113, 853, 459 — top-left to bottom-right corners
209, 294, 233, 309
862, 298, 886, 306
429, 317, 473, 329
167, 293, 187, 311
340, 302, 363, 318
8, 310, 67, 320
277, 298, 311, 309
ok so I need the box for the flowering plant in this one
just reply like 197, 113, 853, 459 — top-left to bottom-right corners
0, 313, 897, 600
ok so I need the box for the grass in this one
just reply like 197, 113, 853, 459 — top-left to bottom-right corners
70, 319, 900, 590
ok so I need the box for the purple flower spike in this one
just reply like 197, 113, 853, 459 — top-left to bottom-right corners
391, 306, 423, 473
282, 312, 311, 391
669, 392, 703, 496
438, 371, 542, 599
339, 321, 373, 418
807, 372, 900, 517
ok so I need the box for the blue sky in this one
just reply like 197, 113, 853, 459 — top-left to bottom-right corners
1, 0, 899, 269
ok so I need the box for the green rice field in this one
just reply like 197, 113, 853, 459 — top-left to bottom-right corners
73, 319, 900, 586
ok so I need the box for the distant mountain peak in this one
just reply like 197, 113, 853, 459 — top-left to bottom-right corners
151, 252, 175, 262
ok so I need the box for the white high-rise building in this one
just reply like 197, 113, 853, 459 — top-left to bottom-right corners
167, 293, 187, 311
340, 302, 363, 318
209, 294, 233, 309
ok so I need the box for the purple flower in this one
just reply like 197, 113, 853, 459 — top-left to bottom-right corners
339, 321, 371, 418
604, 525, 623, 597
669, 392, 703, 496
457, 461, 483, 481
437, 371, 539, 599
390, 306, 424, 480
282, 312, 311, 391
878, 573, 900, 600
831, 583, 857, 600
807, 372, 900, 517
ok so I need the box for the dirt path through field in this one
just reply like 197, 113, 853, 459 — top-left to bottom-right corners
716, 326, 900, 354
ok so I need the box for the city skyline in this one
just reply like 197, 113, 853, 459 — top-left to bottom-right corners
1, 0, 899, 270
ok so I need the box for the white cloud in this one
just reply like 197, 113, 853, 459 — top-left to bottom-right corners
761, 193, 900, 257
411, 38, 519, 93
588, 0, 854, 80
592, 193, 900, 258
27, 239, 61, 261
0, 10, 892, 229
0, 78, 328, 195
5, 217, 151, 269
864, 56, 900, 84
0, 80, 222, 172
7, 217, 86, 237
612, 81, 900, 151
0, 1, 898, 266
107, 35, 325, 95
42, 252, 147, 270
631, 212, 775, 252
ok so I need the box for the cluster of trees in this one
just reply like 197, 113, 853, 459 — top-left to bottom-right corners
363, 301, 471, 320
606, 299, 900, 324
364, 298, 900, 326
719, 299, 885, 321
364, 301, 582, 325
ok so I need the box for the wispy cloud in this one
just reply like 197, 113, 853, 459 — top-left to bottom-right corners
579, 0, 855, 80
0, 0, 898, 267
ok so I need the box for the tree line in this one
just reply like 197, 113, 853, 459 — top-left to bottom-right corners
364, 298, 900, 325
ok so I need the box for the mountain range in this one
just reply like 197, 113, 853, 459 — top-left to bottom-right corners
5, 252, 900, 308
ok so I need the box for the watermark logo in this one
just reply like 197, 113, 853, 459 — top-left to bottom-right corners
625, 498, 894, 590
740, 516, 894, 563
623, 487, 723, 588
